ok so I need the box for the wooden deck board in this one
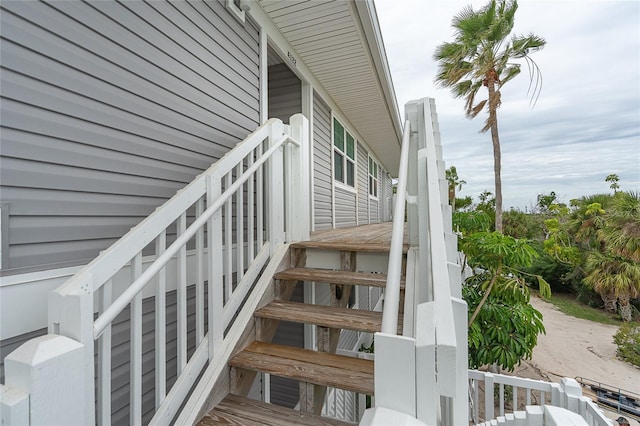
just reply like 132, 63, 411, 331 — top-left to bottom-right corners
290, 240, 408, 253
200, 394, 353, 426
298, 222, 409, 253
255, 300, 382, 333
229, 342, 374, 394
273, 268, 400, 287
310, 222, 403, 245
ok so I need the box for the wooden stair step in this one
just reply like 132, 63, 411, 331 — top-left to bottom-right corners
274, 267, 404, 288
200, 394, 353, 426
230, 342, 374, 395
291, 240, 409, 253
255, 300, 382, 333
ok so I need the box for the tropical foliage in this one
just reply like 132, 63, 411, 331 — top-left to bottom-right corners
613, 322, 640, 367
461, 231, 550, 371
434, 0, 545, 233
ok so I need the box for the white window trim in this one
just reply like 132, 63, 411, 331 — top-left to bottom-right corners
226, 0, 246, 23
331, 116, 357, 193
368, 156, 379, 200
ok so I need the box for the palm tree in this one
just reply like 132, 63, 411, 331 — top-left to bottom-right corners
434, 0, 545, 232
583, 192, 640, 321
584, 251, 640, 321
446, 166, 466, 210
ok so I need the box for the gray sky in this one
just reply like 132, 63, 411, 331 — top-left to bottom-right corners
375, 0, 640, 210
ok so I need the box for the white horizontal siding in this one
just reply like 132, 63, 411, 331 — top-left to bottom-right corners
357, 143, 369, 225
313, 93, 332, 231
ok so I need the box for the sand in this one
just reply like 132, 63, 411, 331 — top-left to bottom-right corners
512, 295, 640, 424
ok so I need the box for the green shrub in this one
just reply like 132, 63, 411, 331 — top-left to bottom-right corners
613, 323, 640, 367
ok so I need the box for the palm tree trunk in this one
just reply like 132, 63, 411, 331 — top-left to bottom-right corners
619, 294, 632, 321
487, 80, 503, 233
601, 292, 617, 313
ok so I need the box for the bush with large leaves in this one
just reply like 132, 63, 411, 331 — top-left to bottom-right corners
461, 231, 550, 371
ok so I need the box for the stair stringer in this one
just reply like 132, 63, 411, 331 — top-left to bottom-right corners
172, 243, 292, 425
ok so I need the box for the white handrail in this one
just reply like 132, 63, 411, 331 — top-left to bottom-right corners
38, 115, 311, 426
381, 120, 411, 335
93, 134, 290, 337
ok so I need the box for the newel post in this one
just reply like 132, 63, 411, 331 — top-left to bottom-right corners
28, 271, 97, 425
4, 335, 86, 426
286, 113, 310, 242
268, 119, 285, 254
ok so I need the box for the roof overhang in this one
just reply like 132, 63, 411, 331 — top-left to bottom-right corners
256, 0, 403, 175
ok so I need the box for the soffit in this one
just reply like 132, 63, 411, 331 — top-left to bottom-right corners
258, 0, 402, 175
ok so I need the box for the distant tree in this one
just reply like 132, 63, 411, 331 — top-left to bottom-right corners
605, 174, 620, 194
584, 192, 640, 321
544, 192, 640, 320
455, 195, 474, 211
445, 166, 466, 210
536, 191, 558, 214
476, 190, 496, 222
503, 208, 543, 239
434, 0, 546, 233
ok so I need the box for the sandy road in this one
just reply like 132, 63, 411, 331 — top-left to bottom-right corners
513, 296, 639, 424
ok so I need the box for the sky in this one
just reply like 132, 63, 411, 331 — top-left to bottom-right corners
374, 0, 640, 210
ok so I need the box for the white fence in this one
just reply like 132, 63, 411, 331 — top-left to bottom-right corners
469, 371, 612, 426
2, 115, 309, 425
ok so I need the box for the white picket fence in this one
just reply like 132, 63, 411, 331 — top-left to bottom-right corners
1, 115, 310, 426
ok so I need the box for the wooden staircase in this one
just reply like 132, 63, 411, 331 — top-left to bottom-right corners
197, 239, 407, 425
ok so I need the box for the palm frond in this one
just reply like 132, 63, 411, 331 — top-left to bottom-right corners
468, 99, 487, 119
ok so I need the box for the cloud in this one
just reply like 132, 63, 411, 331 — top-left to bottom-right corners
376, 0, 640, 209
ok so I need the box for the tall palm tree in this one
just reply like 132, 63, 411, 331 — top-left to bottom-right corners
434, 0, 545, 232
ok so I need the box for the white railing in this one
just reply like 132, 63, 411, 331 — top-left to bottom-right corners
380, 119, 411, 334
3, 115, 309, 425
469, 371, 612, 426
370, 98, 467, 426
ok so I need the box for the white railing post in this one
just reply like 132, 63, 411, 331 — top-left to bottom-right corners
485, 372, 495, 421
415, 302, 437, 425
562, 378, 583, 413
286, 114, 310, 242
268, 120, 285, 254
373, 332, 416, 417
207, 171, 224, 359
451, 297, 469, 424
0, 385, 29, 425
5, 335, 87, 425
48, 273, 95, 425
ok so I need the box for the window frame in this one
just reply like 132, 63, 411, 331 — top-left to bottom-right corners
368, 156, 379, 199
226, 0, 246, 23
332, 116, 357, 192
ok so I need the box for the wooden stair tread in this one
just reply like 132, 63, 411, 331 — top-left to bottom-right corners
255, 300, 382, 333
200, 394, 353, 426
230, 342, 374, 395
274, 268, 404, 288
291, 240, 409, 253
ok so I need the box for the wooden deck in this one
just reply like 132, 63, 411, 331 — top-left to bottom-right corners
308, 222, 408, 251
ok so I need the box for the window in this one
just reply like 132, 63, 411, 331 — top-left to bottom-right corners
333, 118, 355, 187
226, 0, 246, 22
369, 157, 378, 197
